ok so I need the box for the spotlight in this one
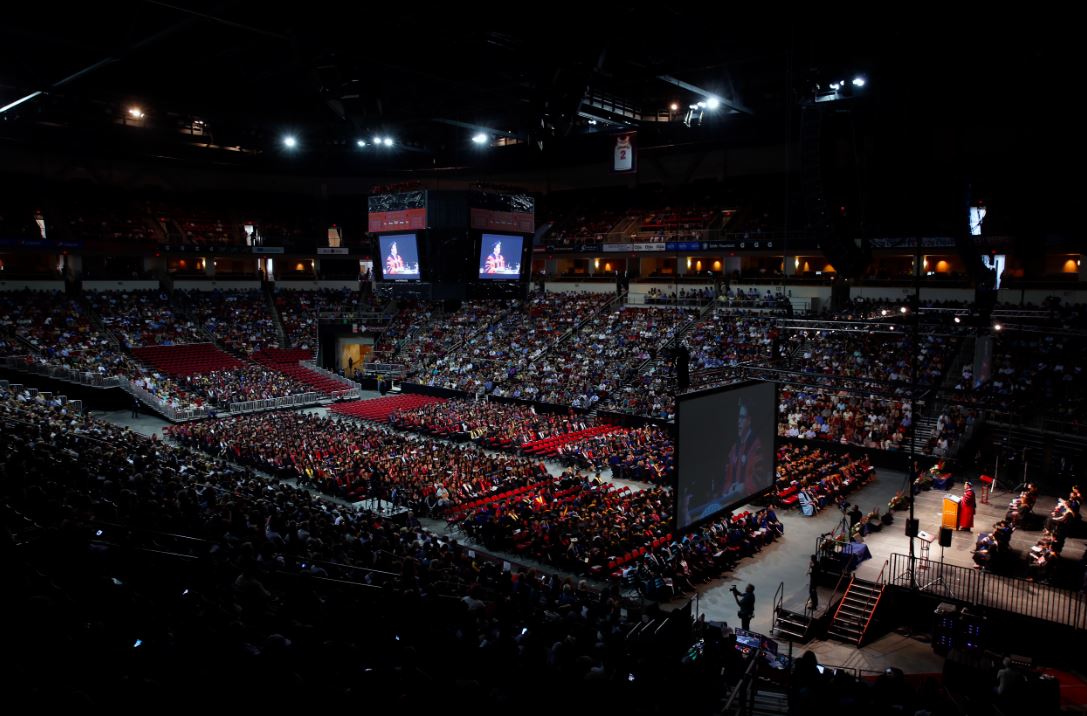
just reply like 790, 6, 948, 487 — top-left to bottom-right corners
954, 316, 961, 324
852, 76, 866, 87
900, 306, 908, 314
357, 139, 367, 148
373, 136, 381, 145
383, 137, 394, 147
282, 135, 297, 149
128, 106, 145, 119
472, 133, 488, 144
994, 323, 1003, 331
706, 97, 721, 110
669, 102, 679, 111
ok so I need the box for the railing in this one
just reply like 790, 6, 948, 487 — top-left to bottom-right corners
887, 552, 1087, 629
228, 391, 324, 414
122, 378, 213, 422
721, 646, 765, 716
2, 356, 124, 388
362, 361, 407, 376
300, 360, 359, 389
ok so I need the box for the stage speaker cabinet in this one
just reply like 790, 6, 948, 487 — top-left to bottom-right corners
905, 518, 919, 537
939, 526, 953, 547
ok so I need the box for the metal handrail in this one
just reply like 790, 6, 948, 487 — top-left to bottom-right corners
888, 552, 1087, 629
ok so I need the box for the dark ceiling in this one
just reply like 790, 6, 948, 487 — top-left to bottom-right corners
0, 4, 1078, 185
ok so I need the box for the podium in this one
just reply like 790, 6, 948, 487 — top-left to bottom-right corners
917, 530, 935, 563
942, 495, 961, 530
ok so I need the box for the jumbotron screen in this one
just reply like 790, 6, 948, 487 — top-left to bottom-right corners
676, 381, 776, 532
378, 234, 420, 280
478, 233, 523, 279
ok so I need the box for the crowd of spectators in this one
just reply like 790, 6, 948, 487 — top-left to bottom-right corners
186, 290, 280, 355
8, 384, 746, 711
274, 288, 360, 351
553, 425, 674, 485
424, 291, 611, 397
86, 290, 206, 348
772, 444, 874, 515
389, 398, 590, 448
167, 410, 549, 509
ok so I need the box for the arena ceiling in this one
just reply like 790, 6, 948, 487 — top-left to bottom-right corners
0, 4, 1077, 187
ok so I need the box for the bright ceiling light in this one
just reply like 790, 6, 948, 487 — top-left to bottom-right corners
128, 106, 145, 119
669, 102, 679, 111
852, 76, 866, 87
994, 323, 1003, 331
472, 133, 488, 144
372, 136, 381, 145
282, 135, 297, 148
706, 97, 721, 110
356, 139, 367, 147
382, 137, 394, 147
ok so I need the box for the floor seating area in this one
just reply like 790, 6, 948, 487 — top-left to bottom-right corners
330, 394, 446, 421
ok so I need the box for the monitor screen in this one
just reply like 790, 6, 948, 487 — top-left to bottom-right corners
676, 381, 776, 532
378, 234, 420, 280
478, 233, 523, 279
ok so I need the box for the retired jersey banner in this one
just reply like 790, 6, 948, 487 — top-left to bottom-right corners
612, 132, 637, 174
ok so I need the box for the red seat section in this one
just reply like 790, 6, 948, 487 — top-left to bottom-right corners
331, 395, 446, 422
130, 343, 242, 377
251, 350, 349, 395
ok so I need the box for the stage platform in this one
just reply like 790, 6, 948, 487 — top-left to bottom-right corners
853, 485, 1086, 624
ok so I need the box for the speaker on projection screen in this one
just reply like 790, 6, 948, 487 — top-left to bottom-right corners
939, 526, 953, 547
905, 518, 919, 537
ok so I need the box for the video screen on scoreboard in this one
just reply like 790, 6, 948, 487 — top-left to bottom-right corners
478, 233, 523, 279
378, 234, 420, 280
676, 381, 776, 532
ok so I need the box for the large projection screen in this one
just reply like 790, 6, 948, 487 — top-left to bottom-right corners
478, 233, 524, 279
377, 234, 421, 280
676, 381, 776, 533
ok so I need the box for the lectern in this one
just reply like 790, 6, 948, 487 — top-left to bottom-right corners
942, 495, 961, 530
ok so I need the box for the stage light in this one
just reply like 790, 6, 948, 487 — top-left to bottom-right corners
373, 136, 381, 145
994, 323, 1003, 331
356, 139, 367, 147
472, 133, 488, 144
282, 135, 297, 148
900, 306, 908, 314
129, 106, 145, 119
0, 90, 42, 114
881, 309, 888, 316
383, 137, 394, 146
706, 97, 721, 110
954, 316, 962, 324
670, 102, 679, 111
852, 76, 866, 87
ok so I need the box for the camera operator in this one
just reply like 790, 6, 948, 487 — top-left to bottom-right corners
731, 583, 755, 631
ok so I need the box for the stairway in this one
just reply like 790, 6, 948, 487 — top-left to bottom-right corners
827, 577, 884, 646
772, 606, 813, 643
723, 685, 790, 716
264, 287, 289, 348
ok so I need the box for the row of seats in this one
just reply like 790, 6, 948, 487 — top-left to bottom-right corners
251, 350, 348, 395
330, 394, 446, 422
130, 343, 242, 376
520, 424, 622, 456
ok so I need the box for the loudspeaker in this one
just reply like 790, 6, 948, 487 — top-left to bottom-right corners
939, 526, 953, 547
905, 518, 919, 537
